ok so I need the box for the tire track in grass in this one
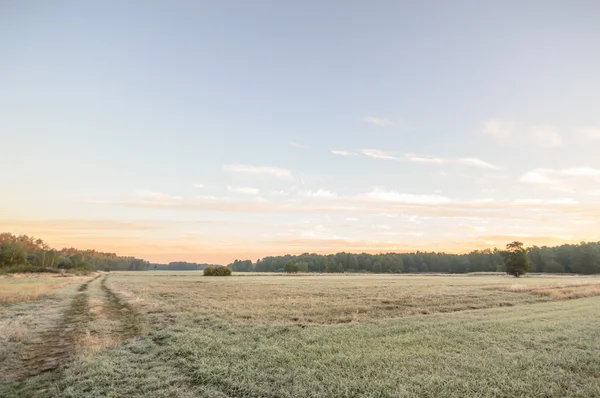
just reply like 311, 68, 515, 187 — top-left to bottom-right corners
12, 274, 143, 383
99, 275, 143, 338
14, 274, 100, 380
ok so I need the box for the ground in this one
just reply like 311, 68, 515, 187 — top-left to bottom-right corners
1, 272, 600, 397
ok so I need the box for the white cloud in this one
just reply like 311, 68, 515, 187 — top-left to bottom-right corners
223, 164, 293, 180
520, 167, 600, 192
360, 149, 399, 160
194, 184, 205, 188
482, 119, 562, 147
406, 153, 501, 169
455, 157, 501, 170
559, 167, 600, 177
362, 188, 452, 205
470, 198, 495, 204
289, 142, 310, 149
405, 153, 443, 163
331, 150, 356, 156
581, 127, 600, 139
136, 190, 182, 202
530, 125, 562, 147
304, 189, 338, 199
227, 186, 260, 195
362, 116, 393, 127
512, 198, 577, 205
482, 119, 517, 142
513, 199, 544, 205
519, 169, 558, 185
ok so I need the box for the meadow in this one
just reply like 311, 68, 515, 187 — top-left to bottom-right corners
1, 272, 600, 397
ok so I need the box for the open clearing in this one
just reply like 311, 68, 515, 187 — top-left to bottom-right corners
2, 273, 600, 397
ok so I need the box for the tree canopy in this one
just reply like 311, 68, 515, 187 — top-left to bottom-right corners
229, 241, 600, 275
502, 241, 531, 277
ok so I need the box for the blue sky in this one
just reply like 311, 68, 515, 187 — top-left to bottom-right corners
1, 1, 600, 263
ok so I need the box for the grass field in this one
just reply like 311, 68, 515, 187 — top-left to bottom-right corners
2, 272, 600, 397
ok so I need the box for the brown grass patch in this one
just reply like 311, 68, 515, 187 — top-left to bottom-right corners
106, 274, 563, 325
0, 275, 90, 305
507, 282, 600, 299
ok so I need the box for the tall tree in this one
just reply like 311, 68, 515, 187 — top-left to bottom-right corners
502, 241, 530, 277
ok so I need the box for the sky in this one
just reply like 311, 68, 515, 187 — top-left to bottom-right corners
1, 1, 600, 264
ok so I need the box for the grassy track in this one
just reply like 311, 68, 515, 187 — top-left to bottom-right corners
2, 273, 600, 397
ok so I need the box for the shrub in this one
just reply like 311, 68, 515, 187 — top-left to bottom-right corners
204, 266, 215, 276
104, 266, 111, 272
204, 266, 231, 276
215, 266, 232, 276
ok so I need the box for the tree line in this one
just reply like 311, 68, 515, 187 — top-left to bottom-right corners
0, 233, 149, 272
229, 241, 600, 275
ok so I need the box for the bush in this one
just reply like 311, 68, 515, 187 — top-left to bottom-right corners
216, 266, 232, 276
204, 266, 232, 276
104, 266, 111, 272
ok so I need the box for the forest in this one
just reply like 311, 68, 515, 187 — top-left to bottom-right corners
229, 241, 600, 274
2, 232, 600, 275
0, 232, 148, 272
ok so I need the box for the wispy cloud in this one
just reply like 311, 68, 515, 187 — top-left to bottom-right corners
482, 119, 562, 147
482, 119, 517, 142
581, 127, 600, 139
333, 150, 500, 169
360, 188, 452, 205
194, 183, 205, 188
227, 186, 260, 195
361, 116, 393, 127
331, 150, 356, 156
529, 125, 562, 147
405, 153, 443, 164
559, 167, 600, 177
455, 158, 501, 170
289, 142, 310, 149
136, 190, 183, 202
519, 169, 558, 185
519, 167, 600, 192
513, 198, 578, 205
406, 153, 501, 169
223, 164, 293, 180
360, 149, 399, 160
304, 189, 338, 199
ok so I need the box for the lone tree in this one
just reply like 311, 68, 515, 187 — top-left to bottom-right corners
502, 241, 530, 277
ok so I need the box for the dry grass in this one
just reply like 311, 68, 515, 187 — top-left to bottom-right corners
5, 273, 600, 397
75, 330, 121, 358
105, 274, 600, 325
0, 274, 89, 305
506, 280, 600, 299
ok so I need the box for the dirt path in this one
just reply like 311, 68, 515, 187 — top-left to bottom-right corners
11, 274, 142, 382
